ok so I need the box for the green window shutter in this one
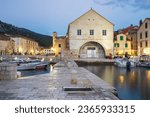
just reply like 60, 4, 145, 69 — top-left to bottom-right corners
118, 43, 120, 47
120, 36, 123, 40
114, 43, 116, 47
125, 43, 128, 48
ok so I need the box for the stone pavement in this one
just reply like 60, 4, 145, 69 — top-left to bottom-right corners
0, 61, 119, 100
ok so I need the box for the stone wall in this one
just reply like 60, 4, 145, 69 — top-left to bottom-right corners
68, 9, 114, 58
0, 63, 17, 80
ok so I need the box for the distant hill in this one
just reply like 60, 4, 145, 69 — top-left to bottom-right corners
0, 20, 52, 47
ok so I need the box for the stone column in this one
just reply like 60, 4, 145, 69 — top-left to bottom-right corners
0, 63, 17, 80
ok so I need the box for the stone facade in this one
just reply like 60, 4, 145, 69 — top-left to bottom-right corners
67, 9, 114, 58
11, 36, 39, 55
137, 18, 150, 55
0, 34, 15, 55
114, 34, 131, 55
52, 32, 67, 56
127, 26, 138, 55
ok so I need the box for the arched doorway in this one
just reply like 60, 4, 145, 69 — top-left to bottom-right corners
79, 42, 105, 58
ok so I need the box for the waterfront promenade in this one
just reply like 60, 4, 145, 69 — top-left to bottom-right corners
0, 60, 118, 100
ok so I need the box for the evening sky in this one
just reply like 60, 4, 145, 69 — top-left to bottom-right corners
0, 0, 150, 36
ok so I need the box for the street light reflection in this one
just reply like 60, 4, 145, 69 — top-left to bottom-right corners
119, 75, 124, 84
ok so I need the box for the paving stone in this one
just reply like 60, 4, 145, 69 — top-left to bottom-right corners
0, 61, 119, 100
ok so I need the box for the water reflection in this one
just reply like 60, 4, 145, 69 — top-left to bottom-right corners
81, 64, 150, 100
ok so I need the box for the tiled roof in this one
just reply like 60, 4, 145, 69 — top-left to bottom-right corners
116, 26, 138, 35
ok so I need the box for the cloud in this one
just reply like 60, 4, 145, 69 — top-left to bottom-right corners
93, 0, 150, 10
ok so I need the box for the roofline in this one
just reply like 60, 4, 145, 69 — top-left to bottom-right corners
69, 8, 114, 26
138, 18, 150, 31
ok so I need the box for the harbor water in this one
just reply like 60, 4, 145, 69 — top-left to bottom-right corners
80, 64, 150, 100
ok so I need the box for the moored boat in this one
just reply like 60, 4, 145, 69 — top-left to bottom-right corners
136, 55, 150, 67
17, 63, 36, 70
9, 59, 50, 71
35, 61, 50, 70
114, 58, 135, 68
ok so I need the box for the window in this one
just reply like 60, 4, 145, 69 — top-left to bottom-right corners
146, 41, 148, 47
125, 43, 128, 48
131, 37, 133, 41
131, 44, 133, 49
77, 29, 81, 35
58, 44, 61, 48
145, 23, 148, 29
117, 43, 120, 47
140, 33, 142, 39
102, 30, 107, 36
145, 31, 148, 38
140, 42, 142, 47
120, 36, 123, 40
90, 29, 94, 35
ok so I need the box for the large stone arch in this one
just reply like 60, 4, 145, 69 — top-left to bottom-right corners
79, 41, 106, 58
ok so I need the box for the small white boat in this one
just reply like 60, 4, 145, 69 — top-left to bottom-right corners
137, 62, 150, 67
9, 58, 50, 71
114, 58, 135, 68
17, 63, 37, 70
136, 55, 150, 68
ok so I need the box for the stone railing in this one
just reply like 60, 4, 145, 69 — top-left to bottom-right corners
0, 63, 17, 80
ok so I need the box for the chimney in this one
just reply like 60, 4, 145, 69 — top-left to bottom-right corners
139, 20, 142, 26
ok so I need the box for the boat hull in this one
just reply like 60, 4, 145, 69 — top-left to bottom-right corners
114, 59, 135, 68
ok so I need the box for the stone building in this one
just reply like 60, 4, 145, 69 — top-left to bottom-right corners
114, 33, 131, 56
137, 18, 150, 55
114, 25, 138, 56
66, 9, 114, 58
52, 32, 67, 56
11, 36, 39, 55
0, 34, 15, 55
127, 26, 138, 55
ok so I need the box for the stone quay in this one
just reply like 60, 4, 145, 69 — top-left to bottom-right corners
0, 59, 118, 100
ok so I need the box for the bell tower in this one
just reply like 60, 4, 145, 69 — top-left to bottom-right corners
52, 32, 57, 48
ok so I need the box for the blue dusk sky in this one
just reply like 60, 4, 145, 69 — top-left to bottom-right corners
0, 0, 150, 36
